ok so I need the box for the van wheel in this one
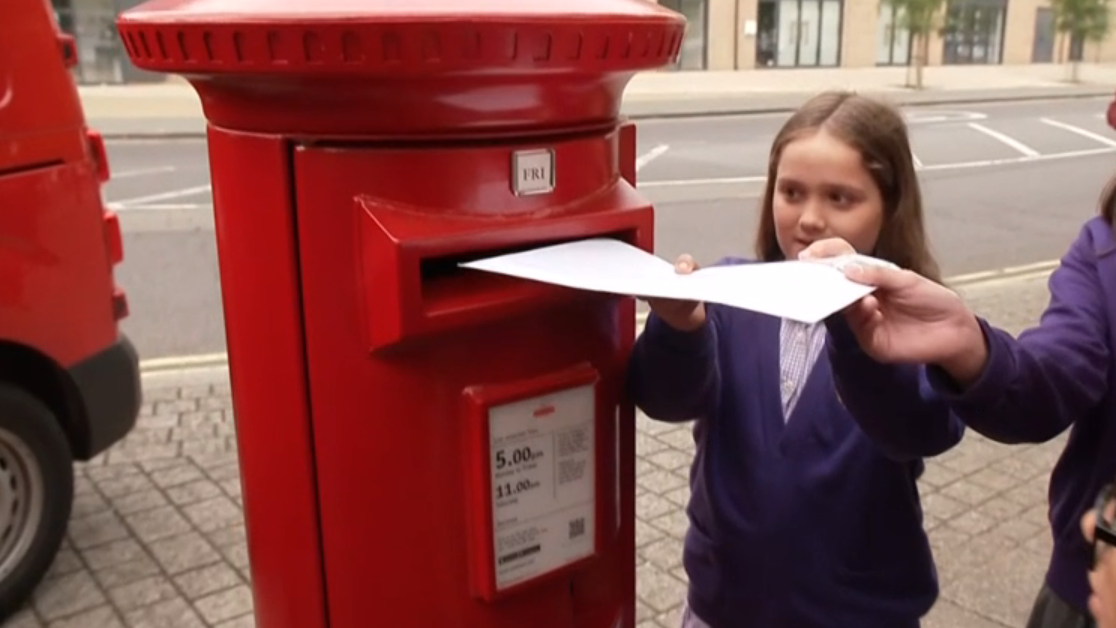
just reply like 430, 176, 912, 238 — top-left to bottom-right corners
0, 385, 73, 621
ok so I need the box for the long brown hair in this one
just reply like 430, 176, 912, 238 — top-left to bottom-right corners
753, 90, 942, 283
1100, 174, 1116, 226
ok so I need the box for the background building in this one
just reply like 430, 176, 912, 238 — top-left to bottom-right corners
53, 0, 162, 84
50, 0, 1116, 84
651, 0, 1111, 70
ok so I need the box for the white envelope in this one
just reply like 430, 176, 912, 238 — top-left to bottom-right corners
459, 238, 881, 324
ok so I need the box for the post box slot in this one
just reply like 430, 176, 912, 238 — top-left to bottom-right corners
419, 242, 544, 285
420, 232, 627, 286
356, 191, 652, 351
419, 230, 638, 318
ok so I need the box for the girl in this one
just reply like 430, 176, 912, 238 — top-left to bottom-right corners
627, 90, 961, 628
798, 194, 1116, 628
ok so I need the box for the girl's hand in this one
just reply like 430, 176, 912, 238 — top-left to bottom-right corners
798, 237, 857, 261
644, 254, 706, 332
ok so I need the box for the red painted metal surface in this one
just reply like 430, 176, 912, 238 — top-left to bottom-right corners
1, 0, 87, 174
205, 130, 329, 628
0, 162, 121, 363
293, 133, 652, 626
0, 0, 127, 366
116, 0, 684, 138
116, 0, 681, 626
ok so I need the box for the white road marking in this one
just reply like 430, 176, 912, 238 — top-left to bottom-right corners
141, 352, 229, 372
1040, 117, 1116, 148
112, 165, 176, 179
638, 145, 1116, 188
966, 122, 1040, 158
947, 259, 1061, 285
635, 144, 670, 171
106, 184, 212, 209
635, 106, 1005, 127
641, 174, 764, 188
904, 110, 987, 124
918, 146, 1113, 171
910, 150, 924, 169
111, 203, 211, 211
105, 138, 208, 145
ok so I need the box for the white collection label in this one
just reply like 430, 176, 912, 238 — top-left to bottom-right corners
488, 384, 596, 590
511, 148, 555, 196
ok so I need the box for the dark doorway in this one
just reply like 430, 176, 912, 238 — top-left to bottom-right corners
1032, 7, 1055, 62
942, 0, 1008, 64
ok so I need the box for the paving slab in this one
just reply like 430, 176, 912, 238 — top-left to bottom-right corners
1, 270, 1066, 627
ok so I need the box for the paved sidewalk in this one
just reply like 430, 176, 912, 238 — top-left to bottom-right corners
2, 270, 1066, 628
83, 64, 1116, 138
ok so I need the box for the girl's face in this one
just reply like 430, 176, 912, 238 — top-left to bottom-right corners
772, 128, 886, 261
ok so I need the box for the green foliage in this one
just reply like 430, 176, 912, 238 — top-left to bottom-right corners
1051, 0, 1111, 44
880, 0, 943, 88
882, 0, 944, 36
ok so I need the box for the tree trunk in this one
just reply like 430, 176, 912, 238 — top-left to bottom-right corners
1058, 33, 1077, 83
909, 34, 922, 89
914, 33, 930, 89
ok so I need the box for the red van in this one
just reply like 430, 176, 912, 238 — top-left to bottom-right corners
0, 0, 141, 617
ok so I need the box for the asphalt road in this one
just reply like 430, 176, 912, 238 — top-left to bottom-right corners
104, 96, 1116, 360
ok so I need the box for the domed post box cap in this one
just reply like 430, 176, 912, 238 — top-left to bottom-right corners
116, 0, 687, 137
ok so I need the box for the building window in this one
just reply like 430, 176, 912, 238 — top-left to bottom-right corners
941, 0, 1007, 64
756, 0, 843, 68
53, 0, 127, 83
660, 0, 708, 70
877, 3, 912, 65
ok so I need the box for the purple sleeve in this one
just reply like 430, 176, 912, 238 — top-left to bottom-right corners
626, 310, 721, 423
924, 240, 1111, 444
825, 317, 966, 461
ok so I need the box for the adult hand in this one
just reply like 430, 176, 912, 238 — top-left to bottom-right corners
643, 254, 706, 332
799, 238, 990, 387
1084, 508, 1116, 627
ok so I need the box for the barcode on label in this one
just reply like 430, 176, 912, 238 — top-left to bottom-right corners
568, 517, 585, 539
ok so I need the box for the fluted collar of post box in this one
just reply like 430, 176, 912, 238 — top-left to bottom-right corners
114, 0, 687, 138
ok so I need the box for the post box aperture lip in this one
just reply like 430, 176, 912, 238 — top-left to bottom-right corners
356, 189, 646, 351
419, 229, 640, 309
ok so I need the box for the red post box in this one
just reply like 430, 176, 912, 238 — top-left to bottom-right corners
116, 2, 684, 627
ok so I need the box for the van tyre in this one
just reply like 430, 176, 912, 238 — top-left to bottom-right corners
0, 384, 73, 621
